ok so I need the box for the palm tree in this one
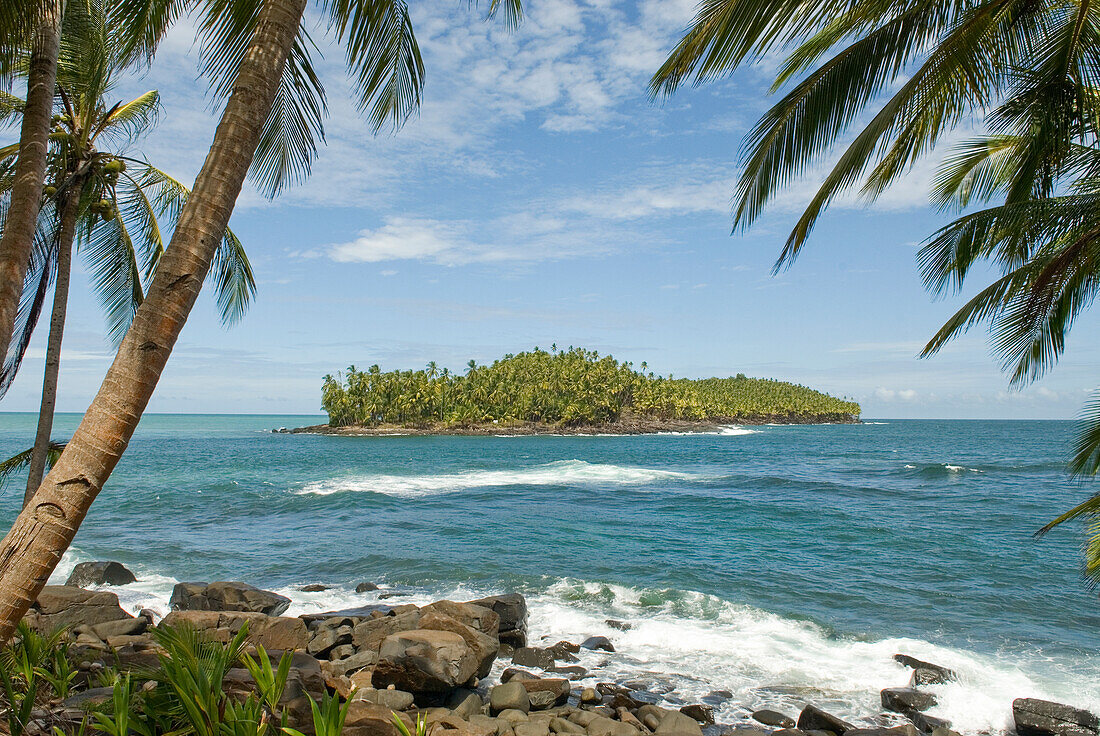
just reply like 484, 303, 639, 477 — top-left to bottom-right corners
0, 0, 255, 506
0, 0, 64, 375
652, 0, 1100, 581
0, 0, 523, 641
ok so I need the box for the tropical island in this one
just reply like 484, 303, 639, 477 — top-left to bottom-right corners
298, 347, 860, 435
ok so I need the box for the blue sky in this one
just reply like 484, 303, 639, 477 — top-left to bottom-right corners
3, 0, 1099, 419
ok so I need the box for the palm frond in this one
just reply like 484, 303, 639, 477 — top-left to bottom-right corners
0, 440, 66, 492
78, 198, 145, 348
98, 89, 161, 148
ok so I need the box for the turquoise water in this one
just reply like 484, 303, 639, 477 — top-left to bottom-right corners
0, 414, 1097, 731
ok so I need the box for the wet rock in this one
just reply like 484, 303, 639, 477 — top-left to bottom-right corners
354, 687, 415, 710
66, 561, 137, 588
892, 655, 957, 684
492, 682, 532, 715
655, 711, 703, 736
468, 594, 529, 648
513, 647, 556, 670
307, 621, 353, 657
372, 629, 478, 692
25, 586, 132, 632
724, 730, 769, 736
548, 665, 588, 680
356, 582, 380, 593
772, 730, 808, 736
753, 711, 796, 728
679, 705, 714, 725
345, 701, 415, 736
908, 712, 951, 734
170, 582, 291, 616
797, 705, 854, 735
580, 636, 614, 652
1014, 700, 1099, 736
881, 688, 936, 714
701, 690, 732, 706
605, 620, 632, 631
299, 584, 329, 593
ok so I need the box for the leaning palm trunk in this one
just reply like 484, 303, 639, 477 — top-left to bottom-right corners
0, 0, 63, 371
23, 187, 80, 507
0, 0, 306, 642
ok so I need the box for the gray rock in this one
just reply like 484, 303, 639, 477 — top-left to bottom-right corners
548, 665, 588, 680
90, 617, 147, 640
467, 594, 529, 648
679, 705, 714, 725
552, 717, 586, 734
26, 586, 132, 632
529, 691, 558, 710
723, 730, 768, 736
513, 647, 556, 670
299, 584, 329, 592
520, 678, 571, 706
588, 717, 638, 736
503, 668, 540, 682
1014, 701, 1099, 736
753, 710, 796, 728
356, 582, 380, 593
61, 687, 116, 708
580, 688, 601, 705
772, 730, 808, 736
893, 655, 957, 684
372, 629, 478, 692
655, 712, 702, 736
355, 687, 415, 710
418, 609, 498, 678
580, 636, 614, 652
66, 562, 136, 588
797, 705, 854, 735
605, 620, 632, 631
908, 712, 951, 734
169, 581, 291, 616
421, 600, 502, 638
882, 688, 937, 714
515, 723, 551, 736
492, 682, 532, 715
447, 690, 485, 719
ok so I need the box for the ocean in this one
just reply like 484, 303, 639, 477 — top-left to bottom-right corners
0, 414, 1097, 733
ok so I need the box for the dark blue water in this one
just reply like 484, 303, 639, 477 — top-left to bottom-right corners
0, 415, 1096, 730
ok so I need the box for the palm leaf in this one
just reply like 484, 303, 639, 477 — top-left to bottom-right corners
0, 440, 66, 492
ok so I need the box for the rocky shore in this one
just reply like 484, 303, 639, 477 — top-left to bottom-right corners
13, 563, 1095, 736
284, 413, 860, 437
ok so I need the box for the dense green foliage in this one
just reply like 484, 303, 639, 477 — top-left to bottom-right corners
321, 347, 859, 427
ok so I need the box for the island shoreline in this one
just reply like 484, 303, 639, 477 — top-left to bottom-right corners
286, 413, 861, 437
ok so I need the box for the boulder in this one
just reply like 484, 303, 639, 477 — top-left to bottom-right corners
345, 701, 415, 736
1014, 700, 1099, 736
529, 690, 558, 710
605, 620, 632, 631
372, 629, 478, 692
423, 600, 501, 638
580, 636, 614, 652
492, 682, 532, 714
353, 687, 415, 710
503, 668, 540, 682
797, 705, 854, 735
548, 665, 588, 679
356, 582, 380, 593
353, 610, 422, 651
513, 647, 555, 670
447, 689, 485, 719
307, 621, 353, 657
170, 582, 291, 616
552, 717, 586, 734
679, 705, 714, 725
159, 610, 308, 650
520, 678, 570, 705
299, 584, 329, 593
893, 655, 957, 684
753, 711, 796, 728
467, 594, 528, 647
66, 561, 137, 588
419, 609, 498, 677
588, 717, 638, 736
580, 688, 601, 705
26, 586, 132, 632
882, 688, 936, 714
655, 712, 703, 736
90, 617, 148, 640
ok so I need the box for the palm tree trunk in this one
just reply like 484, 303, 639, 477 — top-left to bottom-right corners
23, 189, 79, 507
0, 0, 63, 374
0, 0, 307, 642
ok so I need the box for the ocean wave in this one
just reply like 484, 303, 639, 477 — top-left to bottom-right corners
296, 460, 693, 497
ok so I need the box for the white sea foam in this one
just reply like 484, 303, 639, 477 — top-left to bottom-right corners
295, 460, 692, 497
718, 426, 758, 436
44, 549, 1100, 735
